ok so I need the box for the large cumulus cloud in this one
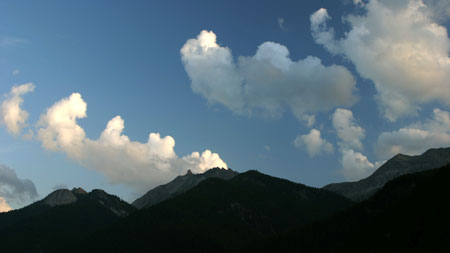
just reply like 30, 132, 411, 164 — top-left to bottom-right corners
37, 93, 227, 193
181, 30, 357, 122
311, 0, 450, 121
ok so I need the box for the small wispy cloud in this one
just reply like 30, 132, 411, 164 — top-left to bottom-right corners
52, 184, 68, 190
12, 69, 20, 76
0, 37, 27, 48
277, 17, 286, 31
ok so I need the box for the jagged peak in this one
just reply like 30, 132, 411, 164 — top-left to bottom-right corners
71, 187, 87, 195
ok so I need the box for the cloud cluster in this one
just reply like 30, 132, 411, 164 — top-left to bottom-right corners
331, 108, 379, 180
181, 30, 357, 123
0, 164, 38, 209
37, 93, 227, 193
294, 129, 334, 157
311, 0, 450, 121
376, 108, 450, 159
1, 83, 35, 135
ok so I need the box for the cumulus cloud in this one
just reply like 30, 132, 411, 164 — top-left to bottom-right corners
329, 108, 380, 181
311, 0, 450, 121
0, 164, 38, 209
340, 149, 376, 181
294, 129, 334, 157
0, 197, 12, 212
376, 108, 450, 159
332, 108, 365, 150
1, 83, 35, 135
181, 30, 356, 122
37, 93, 228, 193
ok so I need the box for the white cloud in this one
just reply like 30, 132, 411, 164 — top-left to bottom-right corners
37, 93, 228, 193
12, 69, 20, 76
294, 129, 334, 157
340, 149, 376, 181
332, 108, 365, 150
376, 108, 450, 159
0, 197, 12, 213
311, 1, 450, 121
1, 83, 35, 135
181, 30, 357, 123
329, 108, 380, 181
0, 164, 38, 209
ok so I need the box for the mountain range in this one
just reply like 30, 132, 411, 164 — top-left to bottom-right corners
0, 147, 449, 252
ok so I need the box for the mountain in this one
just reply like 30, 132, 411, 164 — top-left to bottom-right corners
81, 170, 353, 252
0, 187, 135, 252
132, 167, 238, 209
324, 147, 450, 201
247, 163, 450, 252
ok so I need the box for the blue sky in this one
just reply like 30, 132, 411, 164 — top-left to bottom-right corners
1, 0, 450, 210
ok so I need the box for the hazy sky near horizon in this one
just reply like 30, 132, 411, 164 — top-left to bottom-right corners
1, 0, 450, 210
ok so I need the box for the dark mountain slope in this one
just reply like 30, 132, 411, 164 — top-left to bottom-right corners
324, 147, 450, 201
81, 170, 353, 252
248, 164, 450, 252
0, 188, 135, 252
132, 167, 238, 209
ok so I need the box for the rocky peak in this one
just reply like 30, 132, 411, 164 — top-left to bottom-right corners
71, 187, 87, 195
43, 189, 78, 207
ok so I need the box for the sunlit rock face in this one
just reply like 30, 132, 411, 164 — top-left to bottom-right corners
43, 189, 78, 207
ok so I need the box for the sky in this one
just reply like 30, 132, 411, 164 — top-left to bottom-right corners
1, 0, 450, 211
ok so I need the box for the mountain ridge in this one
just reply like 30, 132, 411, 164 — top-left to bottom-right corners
324, 147, 450, 201
81, 169, 353, 252
132, 167, 238, 209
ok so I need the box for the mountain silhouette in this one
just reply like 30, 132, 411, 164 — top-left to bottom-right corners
0, 187, 135, 252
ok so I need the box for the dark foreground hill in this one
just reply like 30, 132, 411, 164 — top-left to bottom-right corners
0, 188, 135, 252
324, 147, 450, 201
80, 170, 353, 252
247, 163, 450, 252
